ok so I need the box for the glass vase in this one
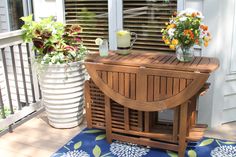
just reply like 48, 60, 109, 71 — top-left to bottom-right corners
176, 46, 194, 62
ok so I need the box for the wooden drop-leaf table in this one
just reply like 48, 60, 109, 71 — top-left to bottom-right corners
84, 52, 219, 157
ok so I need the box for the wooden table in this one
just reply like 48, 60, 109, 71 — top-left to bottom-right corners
84, 52, 219, 157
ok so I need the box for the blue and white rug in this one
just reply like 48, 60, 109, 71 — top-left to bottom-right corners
52, 128, 236, 157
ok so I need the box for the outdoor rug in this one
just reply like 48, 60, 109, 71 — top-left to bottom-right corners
52, 128, 236, 157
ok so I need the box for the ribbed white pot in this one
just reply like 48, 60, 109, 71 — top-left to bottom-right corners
38, 62, 85, 128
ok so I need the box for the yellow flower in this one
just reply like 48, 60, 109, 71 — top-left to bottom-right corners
204, 41, 209, 47
171, 39, 179, 45
167, 24, 176, 30
169, 45, 176, 50
164, 39, 170, 45
204, 36, 210, 42
162, 36, 166, 40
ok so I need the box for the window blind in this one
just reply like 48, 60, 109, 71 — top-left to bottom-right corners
123, 0, 177, 52
64, 0, 108, 51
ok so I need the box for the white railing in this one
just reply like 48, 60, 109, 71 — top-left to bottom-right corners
0, 30, 43, 135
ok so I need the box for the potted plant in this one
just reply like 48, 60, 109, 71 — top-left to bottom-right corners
162, 8, 211, 62
21, 15, 88, 128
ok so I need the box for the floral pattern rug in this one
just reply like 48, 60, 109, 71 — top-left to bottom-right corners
51, 128, 236, 157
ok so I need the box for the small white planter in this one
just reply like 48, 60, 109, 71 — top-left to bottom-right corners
38, 62, 85, 128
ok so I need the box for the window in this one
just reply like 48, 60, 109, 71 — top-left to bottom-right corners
64, 0, 178, 52
123, 0, 177, 52
64, 0, 108, 51
7, 0, 33, 31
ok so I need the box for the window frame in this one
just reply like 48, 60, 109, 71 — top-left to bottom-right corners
5, 0, 33, 31
108, 0, 185, 50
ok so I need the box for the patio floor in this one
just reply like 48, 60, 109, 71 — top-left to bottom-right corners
0, 113, 235, 157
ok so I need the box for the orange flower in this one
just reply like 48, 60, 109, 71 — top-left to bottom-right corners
195, 39, 199, 45
200, 25, 208, 31
192, 12, 197, 17
184, 30, 194, 40
204, 41, 209, 47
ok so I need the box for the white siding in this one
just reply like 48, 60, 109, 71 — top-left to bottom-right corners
0, 0, 9, 33
0, 31, 40, 114
0, 0, 9, 111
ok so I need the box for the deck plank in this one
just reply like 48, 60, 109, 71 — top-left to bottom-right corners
0, 113, 86, 157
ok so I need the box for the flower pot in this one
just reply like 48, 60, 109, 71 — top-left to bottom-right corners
38, 62, 85, 128
176, 46, 194, 62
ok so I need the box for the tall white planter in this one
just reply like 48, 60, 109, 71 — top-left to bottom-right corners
38, 62, 85, 128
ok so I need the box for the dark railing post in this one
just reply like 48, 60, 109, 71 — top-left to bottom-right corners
0, 86, 6, 119
18, 44, 29, 106
10, 46, 22, 110
1, 48, 14, 114
26, 43, 36, 103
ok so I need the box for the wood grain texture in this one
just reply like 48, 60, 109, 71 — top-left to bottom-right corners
84, 52, 219, 156
85, 52, 219, 73
85, 63, 209, 111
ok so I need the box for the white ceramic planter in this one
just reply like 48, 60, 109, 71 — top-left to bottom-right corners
38, 62, 85, 128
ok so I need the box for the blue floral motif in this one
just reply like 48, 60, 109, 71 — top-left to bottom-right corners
52, 128, 236, 157
211, 145, 236, 157
110, 141, 150, 157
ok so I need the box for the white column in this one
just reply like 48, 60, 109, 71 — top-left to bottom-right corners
56, 0, 65, 23
108, 0, 117, 50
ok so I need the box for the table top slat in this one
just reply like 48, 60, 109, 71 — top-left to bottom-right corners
85, 52, 219, 73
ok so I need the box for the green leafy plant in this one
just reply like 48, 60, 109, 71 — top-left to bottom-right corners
21, 15, 88, 65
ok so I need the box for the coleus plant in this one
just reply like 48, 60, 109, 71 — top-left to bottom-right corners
21, 15, 88, 65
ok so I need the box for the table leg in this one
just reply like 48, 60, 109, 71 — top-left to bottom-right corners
105, 96, 112, 143
178, 102, 188, 157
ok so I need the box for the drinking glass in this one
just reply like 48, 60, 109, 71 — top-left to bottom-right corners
99, 39, 109, 57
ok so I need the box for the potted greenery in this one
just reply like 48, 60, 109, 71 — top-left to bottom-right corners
21, 15, 88, 128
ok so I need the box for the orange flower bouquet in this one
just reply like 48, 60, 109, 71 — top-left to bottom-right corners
162, 8, 211, 62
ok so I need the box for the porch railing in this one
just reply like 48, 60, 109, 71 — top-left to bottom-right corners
0, 30, 43, 135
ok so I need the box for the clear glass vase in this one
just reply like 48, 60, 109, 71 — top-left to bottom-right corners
176, 46, 194, 62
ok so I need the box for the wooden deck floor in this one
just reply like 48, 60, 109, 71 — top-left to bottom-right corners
0, 113, 235, 157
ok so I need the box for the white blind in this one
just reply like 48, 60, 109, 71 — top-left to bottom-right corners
64, 0, 108, 51
123, 0, 177, 52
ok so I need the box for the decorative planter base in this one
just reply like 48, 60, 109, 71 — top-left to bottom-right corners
38, 62, 85, 128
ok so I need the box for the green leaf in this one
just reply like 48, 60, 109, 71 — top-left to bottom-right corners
199, 139, 214, 146
188, 150, 197, 157
167, 150, 178, 157
93, 145, 101, 157
74, 141, 82, 150
83, 129, 103, 134
219, 141, 236, 145
95, 134, 106, 141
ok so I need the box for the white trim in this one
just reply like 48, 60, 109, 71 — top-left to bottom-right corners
0, 102, 42, 129
27, 0, 33, 14
116, 0, 123, 30
230, 0, 236, 73
22, 0, 29, 16
56, 0, 65, 23
177, 0, 185, 11
108, 0, 117, 50
4, 0, 10, 32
